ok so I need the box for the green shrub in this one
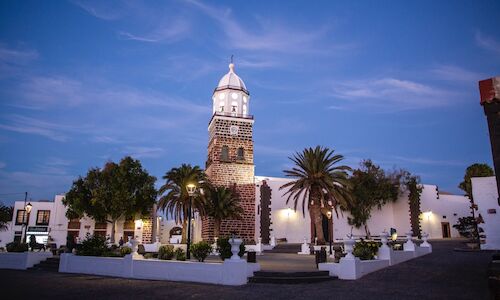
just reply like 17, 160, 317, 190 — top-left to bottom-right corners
190, 241, 212, 262
143, 253, 157, 259
6, 242, 28, 252
353, 239, 381, 260
174, 247, 186, 261
216, 237, 245, 261
158, 245, 174, 260
76, 234, 109, 256
120, 246, 132, 256
102, 251, 122, 257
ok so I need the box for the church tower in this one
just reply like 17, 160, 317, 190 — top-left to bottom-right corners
203, 62, 255, 242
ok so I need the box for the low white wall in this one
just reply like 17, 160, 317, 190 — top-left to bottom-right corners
319, 243, 432, 280
59, 254, 258, 286
358, 259, 390, 277
0, 251, 52, 270
390, 250, 415, 265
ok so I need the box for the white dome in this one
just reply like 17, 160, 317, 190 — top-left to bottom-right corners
215, 63, 248, 94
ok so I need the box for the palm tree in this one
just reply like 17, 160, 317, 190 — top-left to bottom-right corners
0, 202, 13, 231
280, 146, 352, 244
204, 185, 244, 238
157, 164, 206, 243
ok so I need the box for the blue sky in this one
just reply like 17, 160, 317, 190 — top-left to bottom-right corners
0, 0, 499, 204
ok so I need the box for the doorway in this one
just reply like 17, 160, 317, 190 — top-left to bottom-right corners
441, 222, 451, 238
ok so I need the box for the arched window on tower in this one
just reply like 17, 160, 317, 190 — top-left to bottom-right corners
231, 101, 238, 115
237, 147, 244, 160
221, 146, 229, 161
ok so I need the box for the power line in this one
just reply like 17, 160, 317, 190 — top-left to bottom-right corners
0, 192, 27, 196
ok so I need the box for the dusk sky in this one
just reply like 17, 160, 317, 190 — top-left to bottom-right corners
1, 0, 500, 204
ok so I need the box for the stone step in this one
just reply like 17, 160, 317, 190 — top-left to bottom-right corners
28, 257, 60, 272
264, 243, 302, 253
253, 271, 330, 277
250, 271, 334, 284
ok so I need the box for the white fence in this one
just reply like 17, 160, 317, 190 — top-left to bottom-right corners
319, 232, 432, 280
59, 254, 260, 286
0, 251, 53, 270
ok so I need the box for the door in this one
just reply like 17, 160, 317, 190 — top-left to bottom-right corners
441, 222, 451, 238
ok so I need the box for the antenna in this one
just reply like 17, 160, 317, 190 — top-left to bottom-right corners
230, 54, 234, 64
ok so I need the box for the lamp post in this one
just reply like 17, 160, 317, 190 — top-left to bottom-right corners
326, 211, 333, 255
186, 183, 197, 260
23, 201, 33, 244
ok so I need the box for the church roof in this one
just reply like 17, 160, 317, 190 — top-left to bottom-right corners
215, 63, 249, 95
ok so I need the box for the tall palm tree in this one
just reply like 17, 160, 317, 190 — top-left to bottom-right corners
157, 164, 206, 243
0, 202, 13, 231
204, 185, 243, 238
280, 146, 352, 244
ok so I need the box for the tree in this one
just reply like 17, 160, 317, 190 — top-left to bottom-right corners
280, 146, 352, 244
0, 203, 13, 231
458, 163, 494, 199
453, 216, 477, 239
63, 156, 157, 244
346, 160, 403, 238
458, 163, 494, 245
157, 164, 206, 243
204, 185, 243, 238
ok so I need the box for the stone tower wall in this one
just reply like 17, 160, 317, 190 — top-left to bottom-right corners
203, 116, 256, 242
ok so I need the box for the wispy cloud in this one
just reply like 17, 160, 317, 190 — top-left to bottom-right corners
119, 18, 190, 43
186, 0, 336, 54
475, 31, 500, 55
0, 115, 79, 142
390, 155, 465, 167
72, 0, 127, 20
325, 77, 455, 111
431, 65, 485, 82
0, 161, 5, 169
10, 74, 209, 114
0, 45, 38, 64
123, 146, 165, 159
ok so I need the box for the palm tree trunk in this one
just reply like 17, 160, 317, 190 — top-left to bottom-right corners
310, 204, 325, 244
110, 219, 116, 244
214, 219, 221, 239
181, 219, 187, 244
364, 224, 371, 239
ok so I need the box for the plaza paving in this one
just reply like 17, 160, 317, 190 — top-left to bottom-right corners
0, 240, 496, 300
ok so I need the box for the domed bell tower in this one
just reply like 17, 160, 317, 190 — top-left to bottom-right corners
203, 62, 255, 242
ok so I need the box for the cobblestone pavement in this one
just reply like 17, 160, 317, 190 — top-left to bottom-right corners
0, 240, 496, 300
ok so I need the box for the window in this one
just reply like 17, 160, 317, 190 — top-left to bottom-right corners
221, 146, 229, 161
15, 210, 27, 225
231, 105, 237, 112
220, 105, 224, 112
36, 210, 50, 225
237, 147, 244, 160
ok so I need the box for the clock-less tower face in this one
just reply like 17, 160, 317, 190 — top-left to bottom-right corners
203, 63, 256, 242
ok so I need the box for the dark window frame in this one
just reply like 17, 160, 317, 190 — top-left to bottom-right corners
237, 147, 244, 160
36, 210, 50, 225
15, 210, 27, 225
221, 145, 229, 161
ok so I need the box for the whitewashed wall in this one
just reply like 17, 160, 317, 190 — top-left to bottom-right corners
255, 178, 469, 243
255, 176, 312, 243
472, 176, 500, 250
420, 188, 470, 239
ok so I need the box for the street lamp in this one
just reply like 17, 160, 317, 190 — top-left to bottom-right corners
326, 211, 333, 255
186, 183, 197, 260
23, 202, 33, 244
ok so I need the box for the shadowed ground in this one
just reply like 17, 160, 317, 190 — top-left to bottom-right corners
0, 240, 495, 300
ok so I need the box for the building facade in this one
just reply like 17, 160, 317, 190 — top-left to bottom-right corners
0, 195, 159, 248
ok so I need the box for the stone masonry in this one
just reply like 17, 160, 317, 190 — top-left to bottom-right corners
203, 116, 255, 242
